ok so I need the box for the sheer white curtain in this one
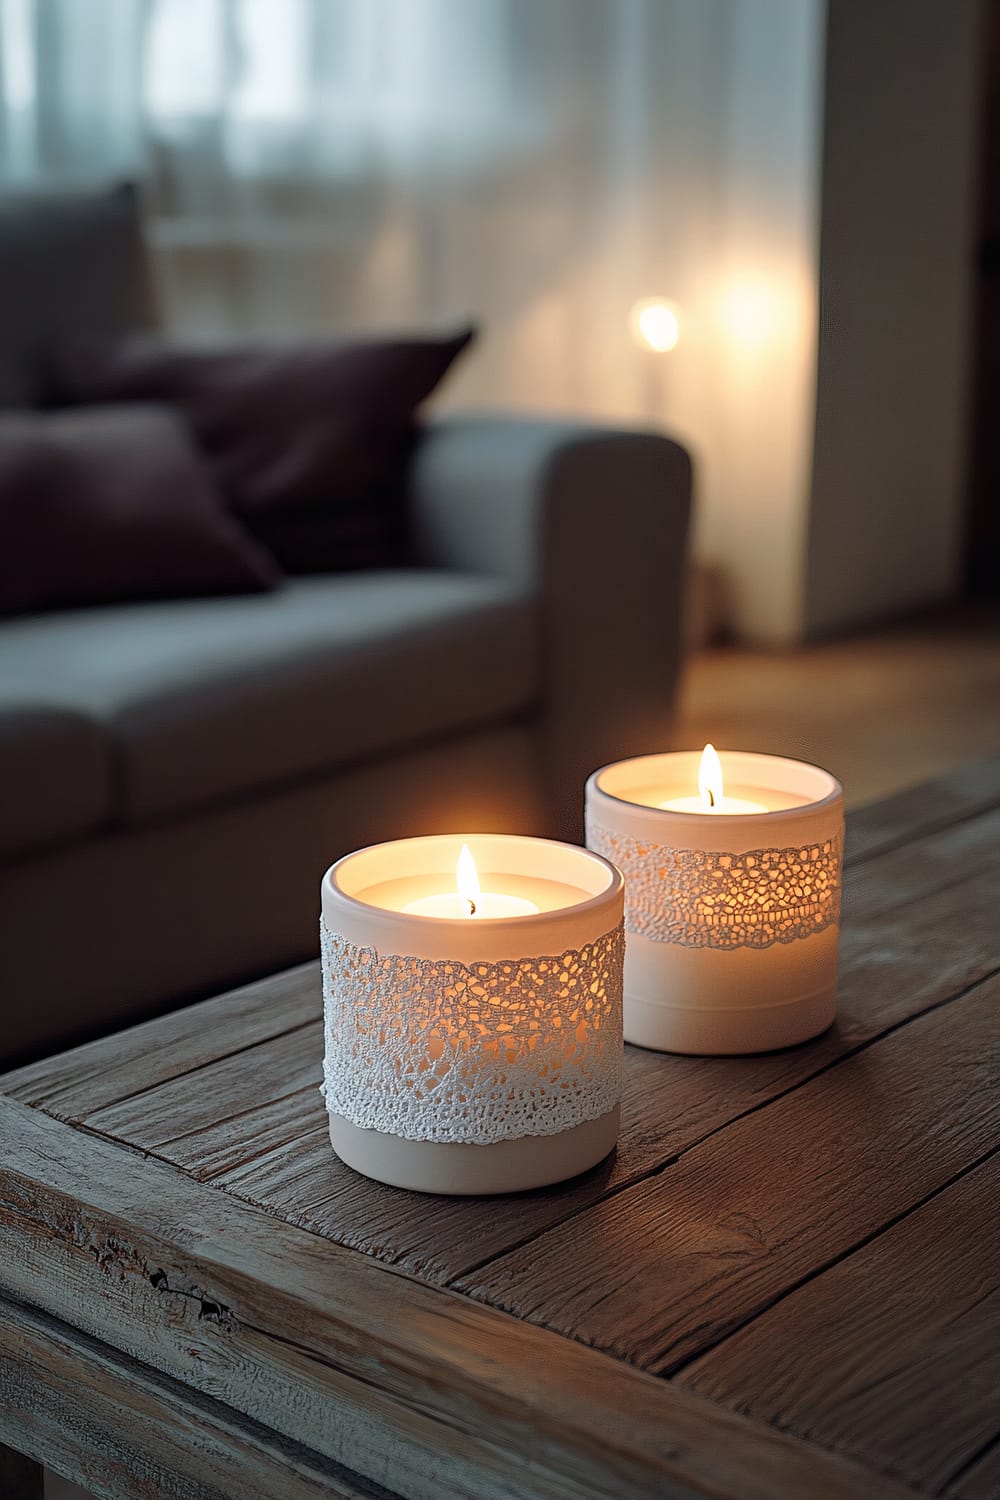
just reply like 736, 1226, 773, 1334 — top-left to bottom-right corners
0, 0, 826, 642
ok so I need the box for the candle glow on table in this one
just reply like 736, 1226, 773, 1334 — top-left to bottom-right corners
659, 743, 768, 815
586, 750, 844, 1056
401, 844, 539, 919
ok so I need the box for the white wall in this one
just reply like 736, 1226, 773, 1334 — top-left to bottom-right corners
804, 0, 983, 637
701, 0, 826, 643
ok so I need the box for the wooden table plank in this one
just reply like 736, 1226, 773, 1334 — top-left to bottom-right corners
0, 1294, 385, 1500
453, 976, 1000, 1374
166, 1090, 327, 1183
843, 756, 1000, 866
6, 764, 996, 1131
680, 1152, 1000, 1496
841, 803, 1000, 917
135, 856, 1000, 1282
2, 762, 997, 1500
10, 804, 995, 1295
0, 1095, 919, 1500
1, 960, 320, 1117
83, 1018, 322, 1149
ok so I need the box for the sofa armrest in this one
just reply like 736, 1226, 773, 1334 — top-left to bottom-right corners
408, 415, 692, 838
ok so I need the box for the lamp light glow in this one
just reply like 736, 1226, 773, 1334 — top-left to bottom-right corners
721, 282, 777, 347
631, 298, 680, 353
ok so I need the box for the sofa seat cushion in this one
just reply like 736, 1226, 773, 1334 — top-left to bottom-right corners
0, 702, 112, 858
0, 572, 538, 826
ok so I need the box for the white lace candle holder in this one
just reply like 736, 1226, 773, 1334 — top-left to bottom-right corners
586, 752, 844, 1055
320, 834, 624, 1195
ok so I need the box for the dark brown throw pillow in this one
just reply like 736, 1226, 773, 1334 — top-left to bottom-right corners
0, 405, 280, 616
53, 327, 476, 573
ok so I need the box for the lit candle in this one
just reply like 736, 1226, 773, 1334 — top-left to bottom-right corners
587, 751, 844, 1056
402, 844, 539, 919
659, 744, 767, 814
320, 834, 625, 1195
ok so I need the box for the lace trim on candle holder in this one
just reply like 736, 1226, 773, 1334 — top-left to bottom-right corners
587, 823, 843, 949
320, 921, 624, 1145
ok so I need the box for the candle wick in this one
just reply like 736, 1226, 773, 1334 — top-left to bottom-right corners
706, 787, 715, 808
467, 898, 477, 916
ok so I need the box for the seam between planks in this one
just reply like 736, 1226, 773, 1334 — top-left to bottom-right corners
40, 1015, 322, 1123
940, 1431, 1000, 1497
4, 1099, 926, 1500
149, 1082, 321, 1154
844, 794, 1000, 870
19, 965, 1000, 1304
855, 861, 1000, 921
664, 1141, 1000, 1383
445, 964, 1000, 1287
12, 788, 997, 1123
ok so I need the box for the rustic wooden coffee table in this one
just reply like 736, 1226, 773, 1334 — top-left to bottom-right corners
2, 761, 998, 1500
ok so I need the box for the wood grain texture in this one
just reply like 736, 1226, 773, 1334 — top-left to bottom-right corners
681, 1153, 1000, 1495
0, 1096, 916, 1500
6, 760, 996, 1129
0, 1441, 43, 1499
454, 977, 1000, 1374
83, 1017, 321, 1152
7, 798, 995, 1298
843, 755, 1000, 865
0, 1294, 385, 1500
1, 763, 997, 1500
0, 960, 319, 1117
128, 817, 1000, 1283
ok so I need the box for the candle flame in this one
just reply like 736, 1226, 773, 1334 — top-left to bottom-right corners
457, 843, 480, 917
698, 743, 724, 811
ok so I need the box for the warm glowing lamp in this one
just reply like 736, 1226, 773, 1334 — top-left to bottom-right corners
721, 282, 777, 348
630, 297, 680, 353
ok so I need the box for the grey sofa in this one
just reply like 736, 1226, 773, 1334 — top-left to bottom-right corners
0, 189, 691, 1067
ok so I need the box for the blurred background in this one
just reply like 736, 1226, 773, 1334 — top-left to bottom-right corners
2, 0, 997, 799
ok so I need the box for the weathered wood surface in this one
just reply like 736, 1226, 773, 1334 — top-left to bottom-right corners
454, 977, 999, 1366
842, 754, 1000, 864
1, 761, 998, 1500
10, 755, 999, 1122
7, 793, 996, 1290
0, 1440, 43, 1499
1, 959, 319, 1117
681, 1152, 1000, 1496
0, 1096, 907, 1500
0, 1294, 383, 1500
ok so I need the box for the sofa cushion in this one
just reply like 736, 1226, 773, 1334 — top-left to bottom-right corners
0, 183, 156, 408
53, 328, 476, 573
0, 405, 280, 616
0, 702, 112, 859
0, 572, 537, 826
